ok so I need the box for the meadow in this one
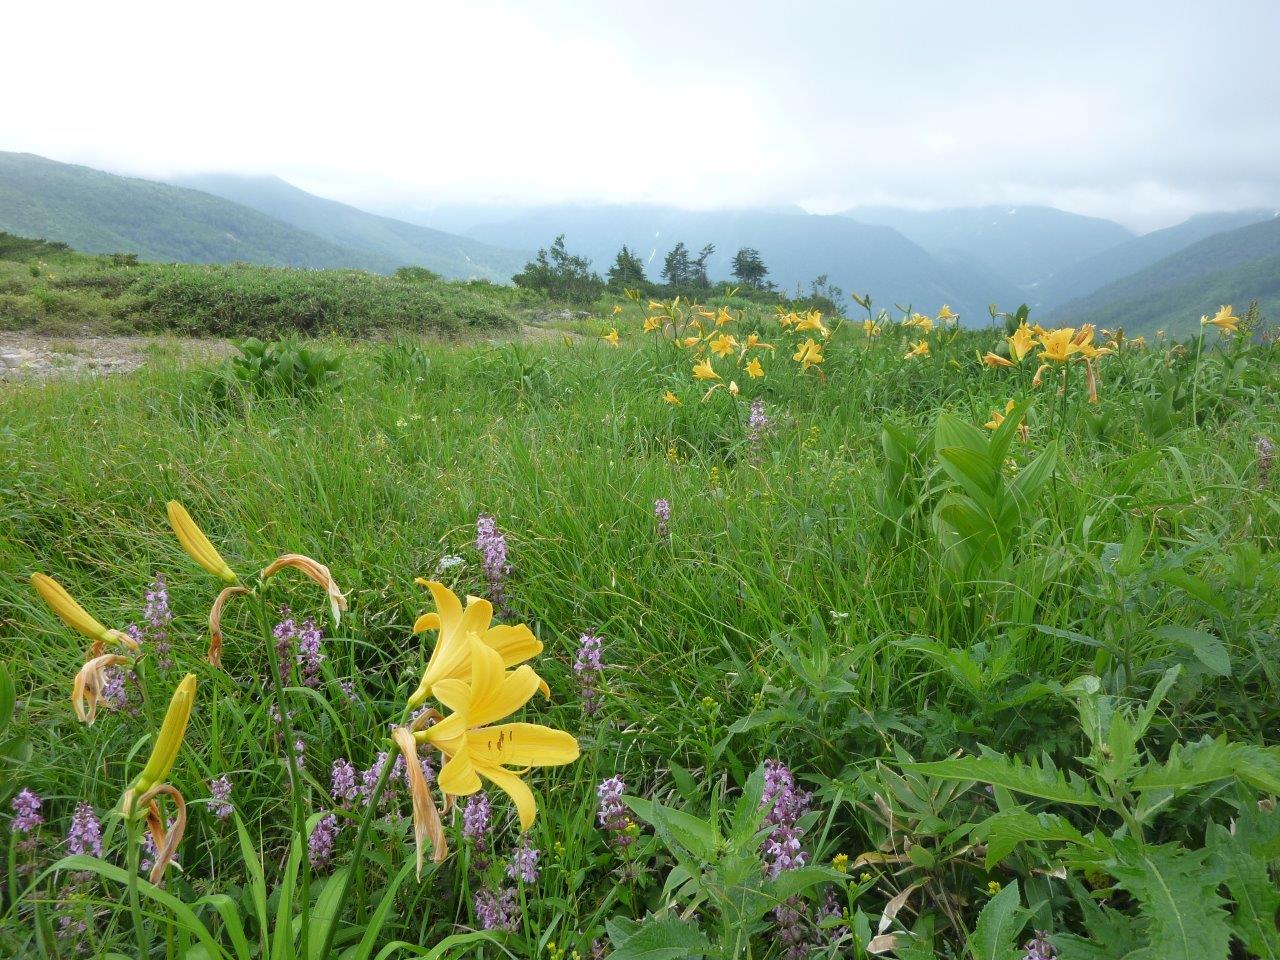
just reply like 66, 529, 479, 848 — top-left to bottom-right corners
1, 292, 1278, 959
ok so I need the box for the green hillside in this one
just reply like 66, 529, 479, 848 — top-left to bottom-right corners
0, 152, 396, 271
175, 174, 529, 282
1054, 215, 1280, 334
0, 231, 523, 337
1035, 209, 1275, 309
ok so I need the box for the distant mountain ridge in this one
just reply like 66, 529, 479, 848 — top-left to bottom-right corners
443, 203, 1025, 321
0, 151, 393, 271
172, 174, 528, 282
1053, 214, 1280, 335
842, 204, 1134, 290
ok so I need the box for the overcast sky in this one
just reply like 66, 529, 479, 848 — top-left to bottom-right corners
4, 0, 1278, 231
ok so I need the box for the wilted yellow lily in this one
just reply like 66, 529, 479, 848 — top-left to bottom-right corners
728, 380, 740, 396
167, 501, 237, 583
418, 638, 579, 830
793, 338, 824, 370
983, 351, 1014, 368
261, 554, 348, 626
31, 573, 138, 653
73, 653, 129, 724
407, 581, 546, 708
693, 359, 720, 381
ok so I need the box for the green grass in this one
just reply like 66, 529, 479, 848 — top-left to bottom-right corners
1, 303, 1278, 957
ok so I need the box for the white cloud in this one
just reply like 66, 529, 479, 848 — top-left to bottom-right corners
2, 0, 1278, 230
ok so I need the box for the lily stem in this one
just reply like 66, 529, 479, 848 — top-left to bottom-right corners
126, 809, 147, 957
255, 593, 312, 959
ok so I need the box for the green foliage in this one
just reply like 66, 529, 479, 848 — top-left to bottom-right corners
932, 400, 1056, 577
513, 234, 605, 304
216, 337, 343, 402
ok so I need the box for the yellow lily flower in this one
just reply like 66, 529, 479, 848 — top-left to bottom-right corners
937, 305, 958, 323
985, 399, 1016, 430
167, 501, 237, 583
643, 316, 662, 333
983, 352, 1014, 368
602, 329, 620, 347
710, 333, 738, 358
1037, 328, 1083, 362
407, 581, 546, 708
1202, 305, 1239, 334
611, 304, 622, 315
693, 359, 720, 381
125, 673, 197, 812
862, 319, 881, 337
905, 339, 930, 359
662, 390, 681, 405
793, 338, 824, 370
794, 311, 829, 336
681, 336, 702, 348
906, 313, 934, 334
1007, 324, 1035, 362
418, 638, 579, 830
714, 307, 733, 327
31, 573, 137, 652
743, 332, 773, 350
745, 357, 765, 379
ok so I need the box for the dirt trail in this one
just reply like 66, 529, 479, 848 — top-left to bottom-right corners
0, 324, 570, 382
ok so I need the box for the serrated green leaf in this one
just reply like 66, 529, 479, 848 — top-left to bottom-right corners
1208, 823, 1280, 960
1107, 841, 1230, 960
903, 754, 1102, 807
1131, 736, 1280, 794
973, 810, 1089, 868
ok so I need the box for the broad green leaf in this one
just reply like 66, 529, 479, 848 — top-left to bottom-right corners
1152, 625, 1230, 676
606, 915, 713, 959
967, 880, 1025, 960
937, 445, 998, 506
0, 664, 14, 735
1007, 442, 1057, 507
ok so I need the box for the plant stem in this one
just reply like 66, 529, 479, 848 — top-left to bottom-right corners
1191, 328, 1204, 427
313, 725, 402, 960
126, 810, 147, 958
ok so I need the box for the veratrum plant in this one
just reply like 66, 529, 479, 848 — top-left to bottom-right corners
903, 666, 1280, 960
875, 419, 934, 545
932, 400, 1056, 578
